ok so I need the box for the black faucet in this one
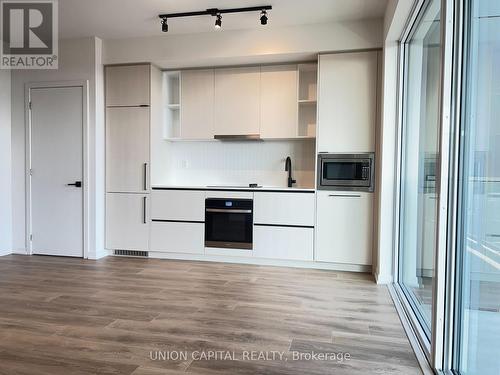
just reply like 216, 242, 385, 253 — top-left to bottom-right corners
285, 156, 296, 188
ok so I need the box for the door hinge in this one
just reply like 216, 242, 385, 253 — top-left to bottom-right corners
29, 102, 32, 110
29, 168, 33, 176
29, 234, 33, 241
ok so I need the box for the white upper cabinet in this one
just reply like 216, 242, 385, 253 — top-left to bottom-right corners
105, 64, 150, 107
317, 52, 378, 153
260, 65, 298, 139
181, 69, 215, 139
214, 66, 261, 136
106, 107, 150, 193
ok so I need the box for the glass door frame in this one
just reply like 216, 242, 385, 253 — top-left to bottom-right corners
392, 0, 461, 371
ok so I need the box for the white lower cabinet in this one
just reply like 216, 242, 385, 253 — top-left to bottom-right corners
315, 191, 373, 265
254, 226, 314, 261
151, 190, 205, 221
150, 221, 204, 254
254, 192, 315, 226
106, 193, 149, 251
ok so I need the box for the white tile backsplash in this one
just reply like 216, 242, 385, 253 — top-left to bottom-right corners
152, 139, 316, 188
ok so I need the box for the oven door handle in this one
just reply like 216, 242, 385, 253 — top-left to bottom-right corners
205, 208, 252, 214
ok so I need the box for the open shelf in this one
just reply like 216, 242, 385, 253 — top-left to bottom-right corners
163, 71, 181, 139
297, 63, 317, 138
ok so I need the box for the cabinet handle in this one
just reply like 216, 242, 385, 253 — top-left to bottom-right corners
143, 196, 147, 224
328, 194, 361, 198
143, 163, 148, 191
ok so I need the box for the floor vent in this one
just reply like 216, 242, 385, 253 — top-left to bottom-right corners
113, 250, 149, 257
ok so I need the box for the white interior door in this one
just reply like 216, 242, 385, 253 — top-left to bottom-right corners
30, 86, 84, 257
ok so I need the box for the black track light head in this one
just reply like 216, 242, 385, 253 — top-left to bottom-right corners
215, 13, 222, 29
260, 10, 268, 25
161, 18, 168, 32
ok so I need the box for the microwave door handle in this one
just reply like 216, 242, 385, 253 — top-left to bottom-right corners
362, 166, 369, 180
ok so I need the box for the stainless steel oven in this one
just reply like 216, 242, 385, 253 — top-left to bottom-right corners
318, 153, 375, 192
205, 198, 253, 250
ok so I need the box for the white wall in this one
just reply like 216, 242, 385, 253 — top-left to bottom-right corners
374, 0, 414, 284
0, 70, 12, 256
10, 37, 106, 259
104, 19, 384, 68
153, 140, 316, 189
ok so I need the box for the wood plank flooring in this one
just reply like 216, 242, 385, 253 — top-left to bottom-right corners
0, 255, 422, 374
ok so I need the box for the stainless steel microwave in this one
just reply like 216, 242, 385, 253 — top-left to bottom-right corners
317, 153, 375, 192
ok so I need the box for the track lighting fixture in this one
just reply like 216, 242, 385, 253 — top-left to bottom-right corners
215, 13, 222, 29
158, 5, 272, 33
260, 10, 268, 25
161, 18, 168, 32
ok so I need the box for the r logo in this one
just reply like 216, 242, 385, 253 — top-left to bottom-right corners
1, 0, 58, 68
2, 1, 52, 54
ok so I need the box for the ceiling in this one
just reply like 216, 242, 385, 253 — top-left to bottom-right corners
58, 0, 387, 40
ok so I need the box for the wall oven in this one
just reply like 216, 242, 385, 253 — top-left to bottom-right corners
205, 198, 253, 250
318, 153, 375, 192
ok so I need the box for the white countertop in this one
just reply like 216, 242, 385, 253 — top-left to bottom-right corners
151, 184, 315, 192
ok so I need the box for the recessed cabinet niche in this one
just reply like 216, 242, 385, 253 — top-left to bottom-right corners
163, 71, 181, 139
298, 63, 318, 138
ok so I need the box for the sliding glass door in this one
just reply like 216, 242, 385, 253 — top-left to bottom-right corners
455, 0, 500, 374
398, 0, 441, 337
395, 0, 499, 372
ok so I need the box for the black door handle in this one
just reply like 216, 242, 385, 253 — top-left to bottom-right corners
67, 181, 82, 187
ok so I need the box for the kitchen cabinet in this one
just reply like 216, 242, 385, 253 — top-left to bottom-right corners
181, 69, 215, 139
315, 191, 373, 265
260, 65, 298, 138
150, 222, 204, 254
105, 64, 150, 107
151, 190, 205, 221
254, 192, 315, 226
214, 66, 261, 136
105, 63, 161, 252
106, 107, 150, 193
254, 226, 313, 261
106, 193, 149, 251
317, 51, 378, 153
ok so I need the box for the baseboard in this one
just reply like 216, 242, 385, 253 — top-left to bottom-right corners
0, 249, 12, 257
374, 272, 393, 284
145, 251, 372, 273
12, 249, 28, 255
87, 249, 111, 260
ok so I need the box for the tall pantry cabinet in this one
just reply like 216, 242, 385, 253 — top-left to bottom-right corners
105, 64, 161, 251
315, 51, 379, 267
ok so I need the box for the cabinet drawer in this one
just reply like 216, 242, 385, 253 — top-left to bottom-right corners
254, 226, 313, 261
150, 222, 204, 254
254, 192, 315, 226
205, 191, 253, 199
151, 190, 205, 221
